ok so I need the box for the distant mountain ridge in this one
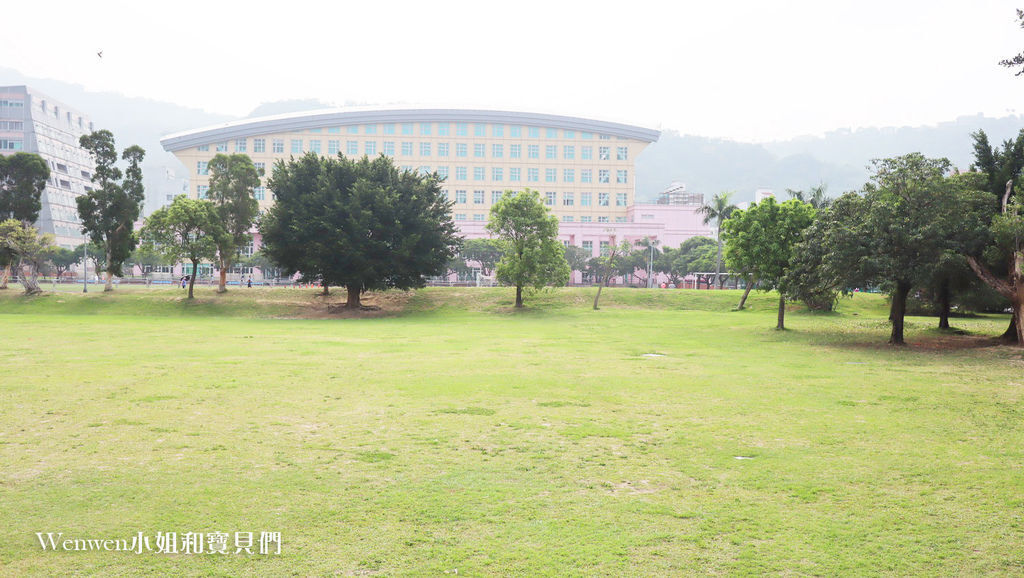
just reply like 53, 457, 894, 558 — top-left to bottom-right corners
4, 67, 1022, 208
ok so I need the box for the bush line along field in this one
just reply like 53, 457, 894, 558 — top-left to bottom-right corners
0, 287, 1021, 575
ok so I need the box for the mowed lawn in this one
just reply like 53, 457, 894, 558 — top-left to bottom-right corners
0, 286, 1022, 575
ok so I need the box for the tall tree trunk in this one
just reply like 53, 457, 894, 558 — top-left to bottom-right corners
889, 281, 911, 345
737, 274, 756, 309
218, 256, 228, 293
776, 294, 786, 330
593, 281, 604, 310
1013, 251, 1024, 345
187, 261, 198, 299
103, 249, 114, 292
1000, 318, 1019, 343
0, 264, 9, 289
966, 255, 1022, 345
19, 259, 42, 295
938, 279, 951, 330
346, 283, 361, 308
515, 285, 523, 308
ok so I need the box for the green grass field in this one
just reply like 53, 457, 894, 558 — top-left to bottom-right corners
1, 286, 1021, 575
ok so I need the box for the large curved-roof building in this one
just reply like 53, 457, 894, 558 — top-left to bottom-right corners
161, 107, 659, 225
161, 108, 712, 281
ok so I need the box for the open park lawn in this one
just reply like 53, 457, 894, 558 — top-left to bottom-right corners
0, 286, 1021, 575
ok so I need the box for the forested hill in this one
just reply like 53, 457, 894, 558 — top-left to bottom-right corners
636, 115, 1024, 203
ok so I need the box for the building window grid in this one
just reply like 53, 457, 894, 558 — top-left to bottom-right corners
563, 192, 574, 206
545, 192, 556, 206
473, 190, 485, 204
273, 139, 285, 153
474, 143, 485, 158
545, 145, 557, 159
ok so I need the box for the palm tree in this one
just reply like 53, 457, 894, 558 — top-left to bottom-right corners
786, 184, 832, 209
699, 192, 738, 289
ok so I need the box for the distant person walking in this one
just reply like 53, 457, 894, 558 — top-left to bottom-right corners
247, 276, 252, 288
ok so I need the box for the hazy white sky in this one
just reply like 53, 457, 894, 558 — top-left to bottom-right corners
3, 0, 1022, 142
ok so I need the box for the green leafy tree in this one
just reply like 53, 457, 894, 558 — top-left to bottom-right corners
968, 130, 1024, 342
48, 246, 81, 279
76, 130, 145, 292
486, 189, 569, 308
699, 191, 738, 288
460, 238, 505, 278
0, 219, 55, 294
564, 245, 592, 281
0, 152, 49, 289
74, 241, 107, 282
592, 240, 632, 310
783, 212, 845, 312
724, 197, 816, 329
127, 244, 166, 281
964, 182, 1024, 344
816, 154, 991, 345
999, 9, 1024, 75
207, 153, 262, 293
140, 196, 224, 299
260, 153, 460, 307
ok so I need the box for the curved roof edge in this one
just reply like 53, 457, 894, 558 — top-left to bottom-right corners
160, 107, 661, 152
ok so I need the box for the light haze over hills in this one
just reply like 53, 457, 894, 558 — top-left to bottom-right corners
4, 67, 1023, 209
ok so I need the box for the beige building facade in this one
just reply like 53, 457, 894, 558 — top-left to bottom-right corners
160, 108, 660, 226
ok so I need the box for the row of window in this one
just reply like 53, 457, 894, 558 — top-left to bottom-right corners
0, 139, 23, 150
198, 124, 615, 143
0, 99, 25, 108
447, 190, 628, 207
198, 158, 627, 185
0, 120, 24, 131
453, 213, 626, 224
202, 139, 629, 162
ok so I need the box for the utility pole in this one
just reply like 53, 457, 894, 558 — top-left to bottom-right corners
82, 243, 88, 293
